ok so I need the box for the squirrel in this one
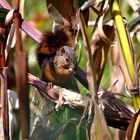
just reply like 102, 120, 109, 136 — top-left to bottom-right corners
36, 27, 78, 88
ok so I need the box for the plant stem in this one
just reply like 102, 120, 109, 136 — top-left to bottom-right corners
79, 11, 98, 103
111, 0, 140, 111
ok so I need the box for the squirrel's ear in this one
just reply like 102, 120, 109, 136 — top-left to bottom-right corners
58, 47, 65, 56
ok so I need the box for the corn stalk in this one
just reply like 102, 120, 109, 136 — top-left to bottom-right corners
111, 0, 140, 111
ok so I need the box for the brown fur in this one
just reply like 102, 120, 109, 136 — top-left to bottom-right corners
37, 28, 74, 55
36, 27, 77, 87
36, 27, 75, 66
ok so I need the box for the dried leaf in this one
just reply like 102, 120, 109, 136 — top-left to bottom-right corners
46, 0, 78, 27
12, 0, 25, 16
14, 52, 29, 139
8, 90, 20, 140
91, 19, 115, 86
0, 67, 9, 139
110, 33, 130, 92
109, 36, 124, 92
47, 0, 88, 31
5, 9, 14, 25
6, 24, 16, 54
21, 21, 42, 43
126, 109, 140, 140
90, 103, 111, 140
13, 11, 30, 139
135, 27, 140, 43
0, 0, 42, 43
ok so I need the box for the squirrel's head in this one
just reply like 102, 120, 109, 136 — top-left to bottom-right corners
54, 46, 77, 76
